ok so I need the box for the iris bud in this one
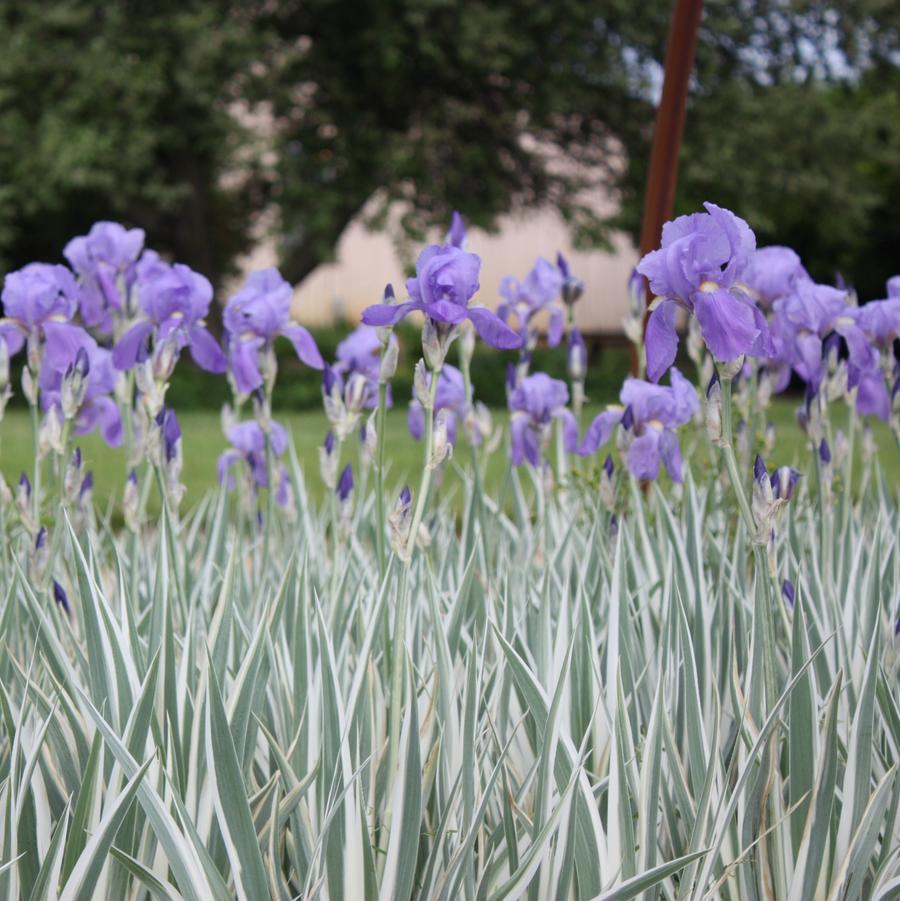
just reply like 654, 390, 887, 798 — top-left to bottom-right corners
21, 366, 38, 406
429, 409, 453, 470
389, 485, 413, 561
413, 360, 430, 408
599, 454, 615, 512
63, 447, 83, 504
319, 430, 338, 489
704, 373, 724, 447
38, 405, 64, 458
379, 336, 399, 382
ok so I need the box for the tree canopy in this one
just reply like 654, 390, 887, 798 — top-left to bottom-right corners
1, 0, 898, 300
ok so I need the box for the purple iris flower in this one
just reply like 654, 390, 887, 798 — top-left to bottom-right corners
0, 263, 88, 369
217, 419, 290, 505
507, 372, 577, 466
852, 288, 900, 420
223, 268, 324, 394
578, 367, 698, 482
408, 364, 470, 445
497, 257, 566, 347
738, 246, 808, 309
64, 221, 145, 332
333, 325, 394, 408
361, 244, 521, 350
771, 279, 876, 395
637, 203, 772, 381
113, 260, 226, 373
39, 332, 122, 446
856, 295, 900, 350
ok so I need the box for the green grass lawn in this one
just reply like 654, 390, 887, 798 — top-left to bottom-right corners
1, 399, 897, 511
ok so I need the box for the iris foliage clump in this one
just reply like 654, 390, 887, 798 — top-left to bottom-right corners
0, 212, 898, 899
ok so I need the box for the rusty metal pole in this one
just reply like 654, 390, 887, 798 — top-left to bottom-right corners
633, 0, 704, 373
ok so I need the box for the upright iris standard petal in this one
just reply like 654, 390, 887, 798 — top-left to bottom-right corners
636, 203, 769, 379
739, 245, 808, 307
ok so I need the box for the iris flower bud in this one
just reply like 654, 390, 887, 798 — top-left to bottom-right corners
319, 430, 338, 489
422, 318, 445, 371
752, 454, 796, 546
379, 336, 399, 382
53, 580, 71, 616
458, 324, 476, 370
389, 485, 413, 561
599, 454, 615, 512
123, 470, 140, 532
375, 284, 396, 347
782, 579, 795, 607
21, 366, 38, 406
567, 328, 586, 382
429, 409, 453, 470
64, 447, 83, 504
60, 348, 90, 420
38, 405, 64, 458
559, 253, 585, 306
413, 360, 430, 408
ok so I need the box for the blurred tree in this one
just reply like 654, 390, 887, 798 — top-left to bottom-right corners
0, 0, 266, 282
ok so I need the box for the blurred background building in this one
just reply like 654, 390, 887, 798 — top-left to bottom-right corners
241, 203, 637, 333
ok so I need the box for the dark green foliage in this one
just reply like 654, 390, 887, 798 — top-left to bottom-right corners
0, 0, 265, 283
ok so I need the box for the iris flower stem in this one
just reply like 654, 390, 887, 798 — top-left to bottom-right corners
29, 391, 41, 528
44, 420, 72, 586
121, 371, 136, 476
459, 351, 490, 565
328, 436, 345, 610
720, 373, 779, 707
261, 384, 276, 579
719, 376, 755, 535
374, 381, 388, 578
388, 362, 441, 779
